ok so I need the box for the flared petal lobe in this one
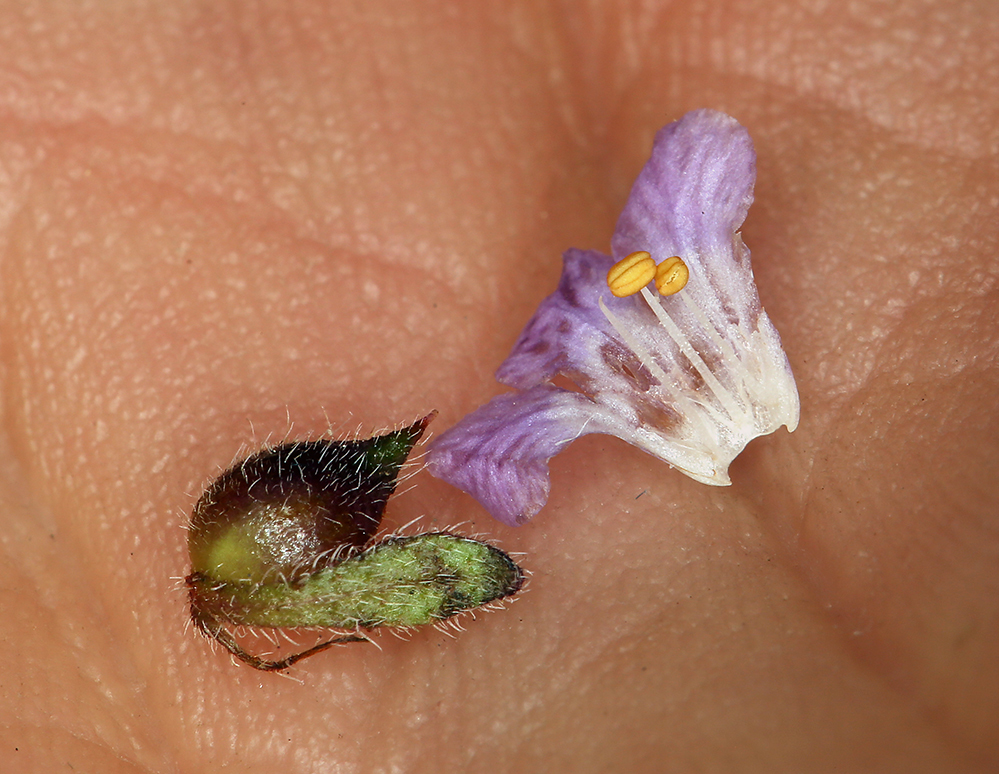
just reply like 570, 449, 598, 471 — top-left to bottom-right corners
429, 110, 799, 525
425, 385, 614, 527
612, 109, 755, 263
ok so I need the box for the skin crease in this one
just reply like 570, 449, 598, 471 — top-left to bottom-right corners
0, 0, 997, 771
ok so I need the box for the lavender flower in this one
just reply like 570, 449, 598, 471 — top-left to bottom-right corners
428, 110, 799, 526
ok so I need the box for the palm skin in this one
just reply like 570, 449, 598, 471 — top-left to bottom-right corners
0, 2, 997, 771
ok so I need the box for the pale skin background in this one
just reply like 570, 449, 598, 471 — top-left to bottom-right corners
0, 1, 997, 772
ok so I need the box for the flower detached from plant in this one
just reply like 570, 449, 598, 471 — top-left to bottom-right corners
428, 110, 800, 527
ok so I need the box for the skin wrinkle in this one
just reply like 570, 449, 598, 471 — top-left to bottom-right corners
0, 1, 996, 772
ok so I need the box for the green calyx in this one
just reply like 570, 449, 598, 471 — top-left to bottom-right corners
187, 413, 435, 585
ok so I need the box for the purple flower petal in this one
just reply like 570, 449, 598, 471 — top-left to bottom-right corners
611, 109, 767, 344
427, 386, 612, 526
495, 248, 621, 391
612, 109, 754, 263
429, 110, 800, 525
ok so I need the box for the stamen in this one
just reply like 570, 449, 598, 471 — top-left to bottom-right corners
639, 288, 751, 429
678, 292, 760, 404
607, 251, 656, 297
598, 296, 670, 386
655, 256, 689, 296
599, 296, 733, 436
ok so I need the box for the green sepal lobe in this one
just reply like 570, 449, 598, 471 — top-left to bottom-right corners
187, 414, 434, 584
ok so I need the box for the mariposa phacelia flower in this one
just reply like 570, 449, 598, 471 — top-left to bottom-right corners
428, 109, 800, 526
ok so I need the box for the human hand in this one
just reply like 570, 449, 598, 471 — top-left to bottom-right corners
1, 2, 996, 771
